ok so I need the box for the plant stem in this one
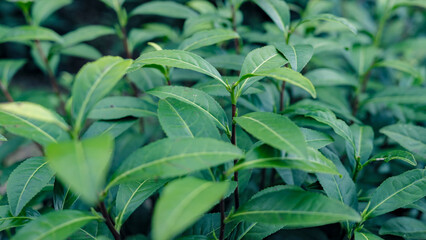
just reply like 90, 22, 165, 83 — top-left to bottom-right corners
351, 69, 372, 116
231, 5, 241, 54
98, 202, 121, 240
121, 27, 132, 59
34, 40, 66, 114
0, 81, 14, 102
219, 199, 225, 240
231, 103, 240, 210
352, 157, 361, 182
279, 81, 287, 112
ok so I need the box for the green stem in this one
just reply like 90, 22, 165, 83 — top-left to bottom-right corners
0, 81, 14, 102
98, 202, 121, 240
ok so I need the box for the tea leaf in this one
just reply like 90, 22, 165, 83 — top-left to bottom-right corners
367, 150, 416, 166
32, 0, 72, 26
380, 124, 426, 158
0, 26, 62, 43
88, 96, 157, 120
274, 43, 313, 72
62, 25, 115, 47
253, 0, 290, 33
379, 217, 426, 239
0, 205, 32, 232
354, 231, 384, 240
0, 59, 26, 88
298, 14, 357, 34
179, 29, 239, 51
131, 1, 198, 19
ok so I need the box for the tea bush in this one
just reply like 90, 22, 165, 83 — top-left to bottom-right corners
0, 0, 425, 239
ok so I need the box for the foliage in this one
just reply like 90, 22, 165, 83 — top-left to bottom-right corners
0, 0, 425, 239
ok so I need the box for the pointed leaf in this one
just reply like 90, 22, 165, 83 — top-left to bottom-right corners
0, 205, 32, 232
12, 210, 100, 240
354, 231, 384, 240
179, 29, 239, 51
380, 124, 426, 158
0, 133, 6, 141
237, 45, 287, 96
347, 124, 374, 165
88, 96, 157, 120
0, 26, 62, 43
242, 67, 316, 98
32, 0, 72, 26
148, 86, 229, 132
234, 112, 308, 157
274, 43, 313, 72
300, 128, 333, 149
62, 25, 115, 47
253, 0, 290, 32
71, 56, 133, 134
82, 119, 137, 139
368, 150, 416, 166
0, 59, 26, 88
108, 138, 243, 188
135, 50, 226, 87
228, 188, 361, 227
299, 14, 357, 34
7, 157, 54, 216
153, 177, 229, 240
206, 54, 244, 71
130, 1, 198, 19
305, 68, 357, 87
348, 45, 378, 75
363, 169, 426, 219
158, 98, 220, 139
374, 60, 422, 82
379, 217, 426, 239
46, 135, 114, 205
115, 179, 168, 231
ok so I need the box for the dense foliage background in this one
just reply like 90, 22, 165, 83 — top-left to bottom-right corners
0, 0, 425, 239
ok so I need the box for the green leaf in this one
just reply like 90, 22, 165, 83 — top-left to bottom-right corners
153, 177, 229, 240
253, 0, 290, 33
367, 150, 416, 166
0, 133, 6, 141
0, 205, 32, 232
274, 43, 313, 72
108, 138, 243, 188
234, 112, 308, 157
45, 135, 114, 205
179, 29, 239, 51
71, 56, 133, 134
363, 169, 426, 219
300, 128, 333, 149
31, 0, 72, 26
242, 67, 316, 98
115, 179, 168, 231
379, 217, 426, 239
298, 14, 357, 34
130, 1, 198, 19
88, 96, 157, 120
354, 231, 384, 240
7, 157, 54, 216
237, 45, 287, 96
61, 25, 115, 47
0, 59, 26, 88
158, 98, 220, 139
393, 0, 426, 10
60, 43, 103, 60
0, 102, 69, 130
0, 26, 62, 43
82, 119, 137, 139
12, 210, 100, 240
365, 87, 426, 105
229, 221, 283, 240
380, 124, 426, 158
0, 103, 70, 146
206, 54, 244, 71
135, 50, 226, 87
374, 60, 423, 82
227, 187, 361, 227
347, 124, 374, 165
227, 144, 338, 175
148, 86, 229, 132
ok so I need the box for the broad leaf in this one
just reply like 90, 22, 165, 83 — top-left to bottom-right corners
354, 231, 384, 240
380, 124, 426, 158
115, 179, 168, 231
0, 133, 6, 141
305, 68, 357, 87
62, 25, 115, 47
229, 221, 283, 240
0, 205, 32, 232
32, 0, 72, 26
300, 128, 333, 149
374, 60, 423, 82
274, 43, 313, 72
158, 98, 220, 139
12, 210, 99, 240
235, 112, 308, 157
206, 54, 244, 71
0, 59, 26, 88
298, 14, 357, 34
7, 157, 54, 216
108, 138, 243, 188
227, 144, 338, 175
237, 45, 287, 96
379, 217, 426, 239
135, 50, 226, 87
365, 87, 426, 105
179, 29, 239, 51
148, 86, 229, 132
253, 0, 290, 33
88, 96, 157, 120
363, 169, 426, 219
228, 187, 361, 227
0, 26, 62, 43
130, 1, 198, 19
347, 45, 378, 76
241, 67, 316, 98
71, 56, 133, 134
82, 119, 137, 139
46, 135, 114, 205
347, 125, 374, 165
153, 177, 229, 240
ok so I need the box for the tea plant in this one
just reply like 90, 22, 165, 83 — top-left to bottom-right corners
0, 0, 425, 239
